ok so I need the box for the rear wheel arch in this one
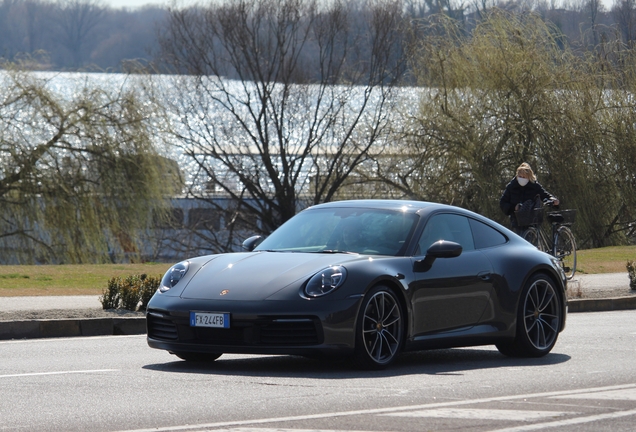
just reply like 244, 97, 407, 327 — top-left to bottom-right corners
521, 270, 566, 331
497, 271, 564, 357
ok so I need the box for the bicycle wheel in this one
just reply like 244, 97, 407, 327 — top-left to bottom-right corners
522, 227, 547, 252
555, 226, 576, 279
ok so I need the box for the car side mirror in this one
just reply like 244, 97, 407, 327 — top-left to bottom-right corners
413, 240, 462, 272
242, 235, 263, 251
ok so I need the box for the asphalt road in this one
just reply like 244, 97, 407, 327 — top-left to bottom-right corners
1, 310, 635, 432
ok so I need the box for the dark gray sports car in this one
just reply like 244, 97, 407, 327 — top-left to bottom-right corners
147, 200, 567, 369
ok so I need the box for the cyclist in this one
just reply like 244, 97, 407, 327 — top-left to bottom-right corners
500, 162, 559, 234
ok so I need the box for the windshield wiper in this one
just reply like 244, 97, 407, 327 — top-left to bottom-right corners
318, 250, 359, 255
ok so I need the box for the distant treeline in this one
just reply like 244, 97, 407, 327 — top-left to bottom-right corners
0, 0, 166, 71
0, 0, 634, 73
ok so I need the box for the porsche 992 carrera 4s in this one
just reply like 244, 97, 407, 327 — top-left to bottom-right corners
147, 200, 567, 369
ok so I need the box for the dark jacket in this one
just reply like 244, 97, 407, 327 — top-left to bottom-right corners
500, 178, 557, 228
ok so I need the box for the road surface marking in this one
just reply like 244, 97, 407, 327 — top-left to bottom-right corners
551, 387, 636, 401
488, 408, 636, 432
0, 369, 118, 379
382, 408, 573, 421
114, 383, 636, 432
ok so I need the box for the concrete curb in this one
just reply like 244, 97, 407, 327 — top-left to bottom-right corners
1, 295, 635, 341
0, 317, 146, 340
568, 296, 636, 313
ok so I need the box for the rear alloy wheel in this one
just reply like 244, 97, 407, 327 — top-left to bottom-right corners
352, 286, 404, 370
497, 273, 562, 357
172, 352, 222, 362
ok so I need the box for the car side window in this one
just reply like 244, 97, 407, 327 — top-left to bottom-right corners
469, 218, 507, 249
417, 213, 475, 254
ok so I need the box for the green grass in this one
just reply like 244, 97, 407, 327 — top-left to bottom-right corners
0, 245, 634, 296
0, 263, 171, 297
576, 245, 636, 274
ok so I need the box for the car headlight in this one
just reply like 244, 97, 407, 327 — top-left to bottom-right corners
305, 266, 347, 297
159, 261, 189, 293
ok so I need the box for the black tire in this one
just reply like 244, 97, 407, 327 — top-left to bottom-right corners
496, 273, 562, 358
555, 226, 577, 279
172, 352, 222, 362
352, 285, 404, 370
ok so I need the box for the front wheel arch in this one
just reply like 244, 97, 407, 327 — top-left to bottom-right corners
356, 279, 410, 344
351, 284, 406, 370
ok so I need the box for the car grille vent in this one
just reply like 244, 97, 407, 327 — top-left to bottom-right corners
192, 317, 322, 346
147, 313, 178, 340
260, 319, 320, 345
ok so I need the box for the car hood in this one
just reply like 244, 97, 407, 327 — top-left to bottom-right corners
180, 252, 365, 301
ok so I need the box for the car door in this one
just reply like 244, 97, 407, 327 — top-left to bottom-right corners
410, 213, 495, 337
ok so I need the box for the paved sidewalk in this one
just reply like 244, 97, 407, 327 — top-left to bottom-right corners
0, 295, 101, 312
568, 272, 631, 295
0, 273, 634, 340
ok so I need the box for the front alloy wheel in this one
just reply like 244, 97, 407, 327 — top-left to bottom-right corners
352, 286, 404, 370
497, 273, 562, 357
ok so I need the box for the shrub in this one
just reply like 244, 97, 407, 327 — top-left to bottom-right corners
627, 260, 636, 291
100, 273, 161, 311
120, 275, 142, 311
139, 273, 161, 311
100, 277, 122, 309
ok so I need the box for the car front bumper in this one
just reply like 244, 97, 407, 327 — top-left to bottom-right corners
146, 293, 363, 358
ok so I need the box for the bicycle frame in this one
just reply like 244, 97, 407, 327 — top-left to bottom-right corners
520, 206, 577, 279
535, 222, 559, 256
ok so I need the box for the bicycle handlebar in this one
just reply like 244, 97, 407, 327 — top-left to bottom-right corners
542, 199, 559, 209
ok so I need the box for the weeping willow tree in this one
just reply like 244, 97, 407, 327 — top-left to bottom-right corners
0, 66, 173, 263
379, 11, 636, 248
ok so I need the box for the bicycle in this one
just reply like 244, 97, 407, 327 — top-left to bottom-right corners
516, 202, 577, 280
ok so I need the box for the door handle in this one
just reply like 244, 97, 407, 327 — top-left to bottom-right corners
478, 272, 492, 281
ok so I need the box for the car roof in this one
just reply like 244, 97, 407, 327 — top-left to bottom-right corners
308, 199, 508, 230
308, 199, 448, 214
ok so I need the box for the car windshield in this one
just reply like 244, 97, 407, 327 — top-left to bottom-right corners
255, 207, 419, 256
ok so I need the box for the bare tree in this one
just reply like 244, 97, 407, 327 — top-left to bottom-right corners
0, 65, 171, 263
0, 0, 25, 59
613, 0, 636, 44
53, 0, 105, 68
22, 0, 52, 55
151, 0, 411, 253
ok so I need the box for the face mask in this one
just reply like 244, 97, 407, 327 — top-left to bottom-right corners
517, 176, 529, 187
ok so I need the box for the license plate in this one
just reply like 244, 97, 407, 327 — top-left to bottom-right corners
190, 312, 230, 328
